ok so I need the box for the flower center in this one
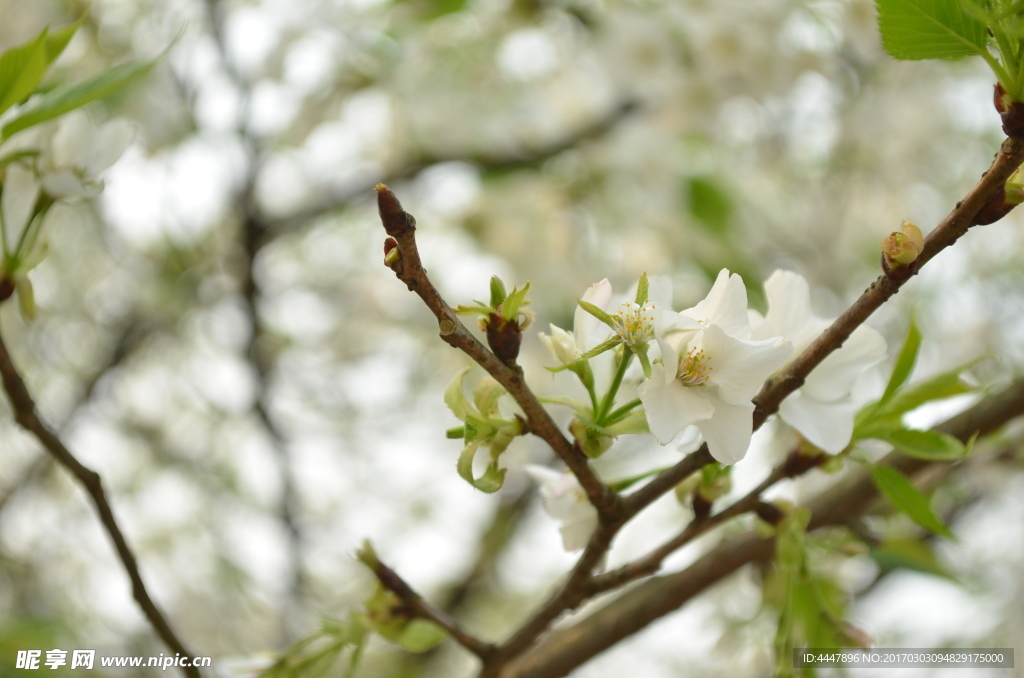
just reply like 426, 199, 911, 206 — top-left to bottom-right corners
612, 302, 656, 350
676, 347, 712, 386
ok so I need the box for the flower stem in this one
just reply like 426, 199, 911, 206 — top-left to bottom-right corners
597, 349, 632, 422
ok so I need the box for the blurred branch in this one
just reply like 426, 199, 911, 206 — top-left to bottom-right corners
202, 0, 306, 635
271, 99, 640, 232
499, 378, 1024, 678
362, 550, 499, 660
0, 321, 201, 678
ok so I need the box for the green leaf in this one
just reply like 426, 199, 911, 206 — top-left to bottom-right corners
881, 317, 922, 404
870, 538, 956, 580
44, 18, 83, 65
687, 176, 733, 236
501, 281, 531, 320
394, 619, 448, 652
2, 56, 158, 139
875, 0, 989, 60
0, 29, 49, 116
457, 442, 506, 493
877, 428, 967, 461
870, 465, 954, 538
879, 367, 974, 417
443, 368, 472, 420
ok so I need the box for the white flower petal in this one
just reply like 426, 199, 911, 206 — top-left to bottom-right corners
539, 324, 579, 365
695, 392, 755, 464
701, 324, 793, 405
525, 465, 597, 551
574, 278, 613, 351
638, 358, 715, 444
779, 390, 855, 454
802, 324, 887, 402
754, 270, 827, 346
51, 111, 92, 168
86, 119, 135, 174
682, 269, 751, 339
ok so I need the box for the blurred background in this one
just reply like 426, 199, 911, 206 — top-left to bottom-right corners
1, 0, 1023, 676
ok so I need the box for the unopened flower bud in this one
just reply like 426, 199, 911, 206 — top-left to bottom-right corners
569, 418, 612, 459
994, 82, 1024, 137
485, 312, 522, 365
383, 237, 402, 271
881, 221, 923, 281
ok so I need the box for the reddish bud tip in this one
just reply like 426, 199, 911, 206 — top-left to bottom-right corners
375, 183, 413, 236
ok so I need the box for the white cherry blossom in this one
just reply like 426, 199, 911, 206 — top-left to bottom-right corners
639, 269, 792, 464
525, 465, 598, 551
750, 270, 887, 453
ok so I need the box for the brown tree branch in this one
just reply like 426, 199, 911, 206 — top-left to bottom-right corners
0, 322, 201, 678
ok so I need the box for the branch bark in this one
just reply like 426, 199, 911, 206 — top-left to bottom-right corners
0, 322, 201, 678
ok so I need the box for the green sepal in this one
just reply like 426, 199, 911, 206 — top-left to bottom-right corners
576, 336, 620, 361
634, 272, 649, 305
870, 465, 954, 538
577, 298, 617, 328
489, 275, 507, 307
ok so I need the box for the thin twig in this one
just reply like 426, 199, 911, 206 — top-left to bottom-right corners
363, 552, 498, 659
0, 322, 201, 678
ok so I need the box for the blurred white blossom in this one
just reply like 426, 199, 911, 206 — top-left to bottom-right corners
525, 465, 597, 551
750, 270, 886, 453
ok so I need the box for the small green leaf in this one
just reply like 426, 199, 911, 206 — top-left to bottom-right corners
489, 275, 507, 307
501, 281, 531, 320
878, 428, 967, 461
44, 18, 83, 65
879, 367, 974, 417
870, 538, 956, 580
875, 0, 989, 60
0, 29, 49, 116
881, 317, 922, 404
443, 368, 472, 420
394, 619, 448, 653
457, 442, 506, 493
2, 56, 158, 139
870, 465, 953, 538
